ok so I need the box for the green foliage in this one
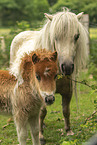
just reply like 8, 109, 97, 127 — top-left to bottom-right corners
94, 99, 97, 110
48, 0, 58, 6
88, 62, 97, 80
87, 28, 97, 81
0, 0, 19, 26
51, 0, 68, 12
0, 34, 13, 68
61, 141, 71, 145
16, 21, 30, 30
0, 0, 97, 26
88, 38, 97, 81
51, 0, 97, 24
82, 1, 97, 23
90, 40, 97, 64
24, 0, 50, 20
0, 0, 18, 9
0, 0, 50, 26
61, 140, 78, 145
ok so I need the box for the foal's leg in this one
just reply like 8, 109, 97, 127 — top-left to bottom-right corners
14, 119, 27, 145
39, 106, 47, 144
56, 76, 74, 135
28, 114, 40, 145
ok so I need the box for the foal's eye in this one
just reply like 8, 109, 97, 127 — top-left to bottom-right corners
54, 74, 58, 80
74, 33, 80, 42
36, 74, 41, 81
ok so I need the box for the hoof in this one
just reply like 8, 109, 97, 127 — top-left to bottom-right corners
40, 138, 46, 145
67, 130, 74, 136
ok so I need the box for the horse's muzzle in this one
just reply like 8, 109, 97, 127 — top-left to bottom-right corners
61, 63, 74, 75
45, 95, 55, 105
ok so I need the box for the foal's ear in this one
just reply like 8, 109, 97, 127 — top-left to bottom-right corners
32, 53, 40, 64
50, 51, 57, 61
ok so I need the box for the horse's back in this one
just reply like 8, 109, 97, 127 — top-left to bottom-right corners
10, 31, 39, 64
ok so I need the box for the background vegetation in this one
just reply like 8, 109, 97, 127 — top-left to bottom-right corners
0, 0, 97, 27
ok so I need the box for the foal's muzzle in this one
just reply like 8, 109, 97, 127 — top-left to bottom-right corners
45, 95, 55, 105
61, 63, 74, 75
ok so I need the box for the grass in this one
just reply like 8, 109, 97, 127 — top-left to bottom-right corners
0, 71, 97, 145
0, 28, 11, 36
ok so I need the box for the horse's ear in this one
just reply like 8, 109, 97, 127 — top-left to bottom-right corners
50, 51, 57, 61
77, 12, 84, 20
44, 13, 53, 21
32, 53, 40, 64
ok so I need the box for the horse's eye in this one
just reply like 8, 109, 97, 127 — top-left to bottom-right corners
54, 74, 58, 80
74, 33, 80, 42
36, 74, 41, 81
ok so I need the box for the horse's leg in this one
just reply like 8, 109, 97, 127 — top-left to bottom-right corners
28, 114, 40, 145
39, 106, 47, 144
56, 76, 74, 135
14, 118, 27, 145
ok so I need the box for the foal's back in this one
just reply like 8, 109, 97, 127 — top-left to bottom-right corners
0, 70, 16, 83
0, 70, 16, 113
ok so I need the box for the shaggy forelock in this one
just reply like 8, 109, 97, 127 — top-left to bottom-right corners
50, 12, 79, 43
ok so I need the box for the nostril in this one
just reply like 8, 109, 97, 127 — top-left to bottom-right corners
53, 96, 55, 102
71, 64, 74, 71
61, 64, 65, 72
45, 97, 48, 103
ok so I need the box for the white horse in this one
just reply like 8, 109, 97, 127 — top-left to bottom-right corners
10, 9, 89, 142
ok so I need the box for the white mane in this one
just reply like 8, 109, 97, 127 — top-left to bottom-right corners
10, 10, 89, 79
